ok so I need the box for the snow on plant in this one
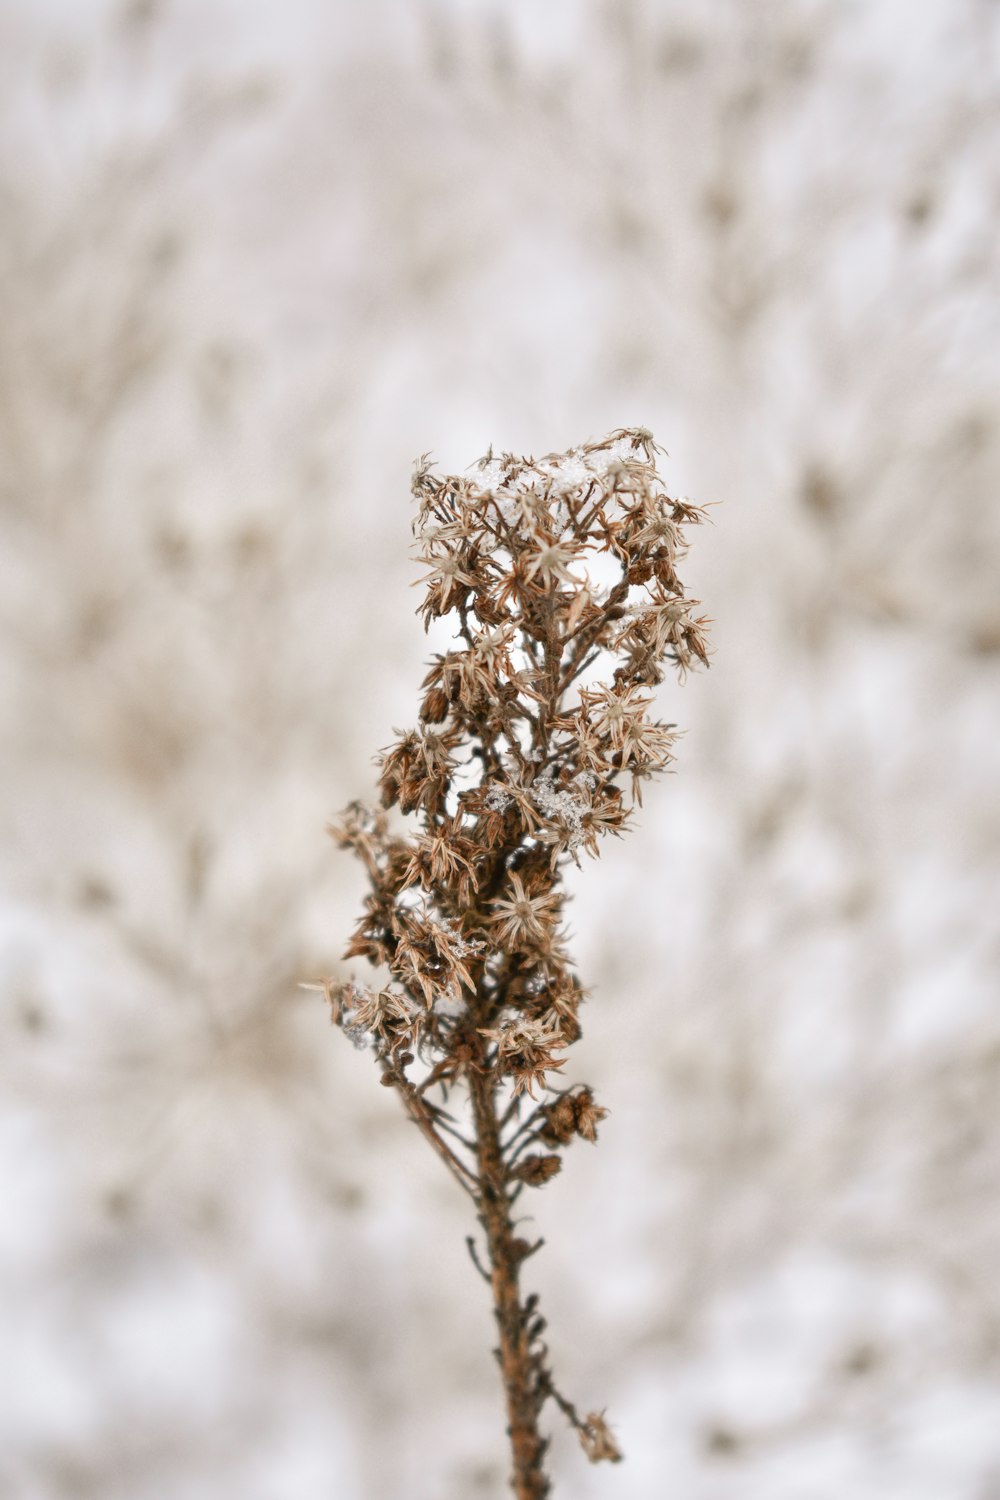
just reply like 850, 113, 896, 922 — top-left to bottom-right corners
320, 429, 710, 1499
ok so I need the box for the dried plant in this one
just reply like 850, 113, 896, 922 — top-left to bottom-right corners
321, 429, 710, 1497
5, 4, 999, 1494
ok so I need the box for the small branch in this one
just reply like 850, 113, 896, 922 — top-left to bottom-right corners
539, 1374, 577, 1426
466, 1234, 491, 1283
434, 1113, 478, 1154
390, 1070, 479, 1198
558, 577, 630, 693
558, 644, 602, 693
515, 1235, 545, 1263
507, 1128, 547, 1168
499, 1090, 525, 1131
415, 1056, 457, 1095
537, 1373, 624, 1465
502, 1105, 543, 1150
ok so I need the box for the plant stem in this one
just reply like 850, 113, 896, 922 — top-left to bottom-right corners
468, 1039, 550, 1500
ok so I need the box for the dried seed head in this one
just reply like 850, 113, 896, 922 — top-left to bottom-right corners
512, 1153, 563, 1187
420, 686, 450, 724
479, 1015, 568, 1097
571, 1087, 609, 1143
579, 1410, 623, 1464
539, 1086, 608, 1145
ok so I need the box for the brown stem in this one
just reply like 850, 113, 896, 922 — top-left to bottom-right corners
468, 1041, 550, 1500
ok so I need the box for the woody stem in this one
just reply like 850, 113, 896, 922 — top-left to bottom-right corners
468, 1036, 550, 1500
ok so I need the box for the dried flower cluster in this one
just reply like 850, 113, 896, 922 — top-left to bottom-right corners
322, 430, 709, 1498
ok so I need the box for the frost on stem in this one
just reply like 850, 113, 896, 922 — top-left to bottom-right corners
321, 430, 710, 1497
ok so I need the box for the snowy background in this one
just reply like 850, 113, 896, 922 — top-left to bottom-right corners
1, 1, 999, 1496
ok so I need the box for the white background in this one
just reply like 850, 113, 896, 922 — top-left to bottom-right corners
1, 2, 998, 1496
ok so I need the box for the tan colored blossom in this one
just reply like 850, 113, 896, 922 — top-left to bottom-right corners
523, 537, 581, 589
478, 1015, 568, 1096
579, 1410, 623, 1464
490, 873, 561, 948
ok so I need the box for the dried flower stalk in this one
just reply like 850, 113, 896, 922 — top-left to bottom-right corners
323, 429, 709, 1497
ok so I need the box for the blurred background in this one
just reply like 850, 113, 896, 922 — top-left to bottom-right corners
1, 1, 998, 1496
